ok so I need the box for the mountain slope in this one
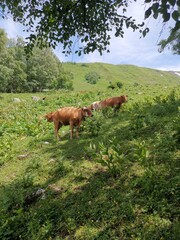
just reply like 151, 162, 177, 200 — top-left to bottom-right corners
62, 63, 180, 91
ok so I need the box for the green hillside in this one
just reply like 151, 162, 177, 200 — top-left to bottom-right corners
63, 62, 180, 91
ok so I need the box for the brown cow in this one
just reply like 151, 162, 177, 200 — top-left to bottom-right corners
45, 107, 93, 140
100, 95, 128, 110
90, 95, 128, 111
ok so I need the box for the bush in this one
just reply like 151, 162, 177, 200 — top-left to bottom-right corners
107, 81, 116, 89
85, 71, 100, 84
116, 81, 123, 89
83, 111, 103, 137
108, 81, 123, 89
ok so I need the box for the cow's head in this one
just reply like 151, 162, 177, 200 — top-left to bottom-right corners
81, 107, 93, 117
45, 112, 54, 122
121, 95, 128, 103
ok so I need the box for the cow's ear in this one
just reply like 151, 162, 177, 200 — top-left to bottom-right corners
46, 112, 53, 122
82, 107, 92, 116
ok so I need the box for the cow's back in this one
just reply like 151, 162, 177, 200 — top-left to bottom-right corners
107, 97, 120, 106
56, 107, 81, 124
100, 96, 127, 108
101, 97, 119, 108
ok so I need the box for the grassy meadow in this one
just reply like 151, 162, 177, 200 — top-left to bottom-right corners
0, 63, 180, 240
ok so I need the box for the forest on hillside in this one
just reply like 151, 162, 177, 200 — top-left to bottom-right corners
0, 29, 73, 93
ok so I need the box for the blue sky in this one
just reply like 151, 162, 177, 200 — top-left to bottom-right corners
0, 1, 179, 71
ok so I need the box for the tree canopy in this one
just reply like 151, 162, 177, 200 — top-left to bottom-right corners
0, 0, 179, 55
158, 6, 180, 55
158, 28, 180, 54
0, 28, 74, 93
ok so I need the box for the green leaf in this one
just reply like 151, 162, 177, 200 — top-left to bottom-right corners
163, 12, 170, 22
145, 8, 152, 19
153, 12, 159, 19
172, 10, 179, 21
152, 2, 160, 20
142, 28, 149, 37
168, 0, 176, 6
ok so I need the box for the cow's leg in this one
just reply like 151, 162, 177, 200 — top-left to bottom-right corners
76, 121, 82, 138
57, 122, 62, 139
76, 127, 79, 138
54, 121, 61, 140
114, 104, 120, 112
70, 121, 74, 140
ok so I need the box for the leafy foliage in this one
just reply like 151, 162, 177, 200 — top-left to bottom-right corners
0, 28, 7, 52
83, 111, 104, 137
1, 0, 178, 55
0, 29, 74, 92
108, 81, 123, 89
85, 71, 100, 84
158, 29, 180, 54
147, 3, 180, 54
50, 70, 74, 90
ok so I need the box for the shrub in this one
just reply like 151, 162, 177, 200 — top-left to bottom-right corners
85, 71, 100, 84
83, 112, 103, 137
116, 81, 123, 89
90, 138, 131, 177
108, 81, 123, 89
107, 81, 116, 89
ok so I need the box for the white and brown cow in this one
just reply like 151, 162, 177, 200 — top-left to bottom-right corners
89, 101, 102, 111
89, 95, 128, 111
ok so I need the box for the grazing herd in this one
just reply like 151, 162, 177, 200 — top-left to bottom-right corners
43, 94, 128, 140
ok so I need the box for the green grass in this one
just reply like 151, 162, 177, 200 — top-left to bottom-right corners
0, 63, 180, 239
63, 63, 180, 91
